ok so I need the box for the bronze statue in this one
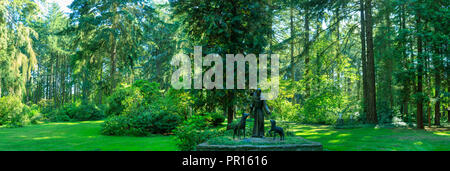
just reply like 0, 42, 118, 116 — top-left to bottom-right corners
233, 113, 250, 139
250, 88, 271, 138
268, 119, 284, 140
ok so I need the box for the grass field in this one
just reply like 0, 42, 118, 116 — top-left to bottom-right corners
0, 121, 177, 151
290, 124, 450, 151
0, 120, 449, 151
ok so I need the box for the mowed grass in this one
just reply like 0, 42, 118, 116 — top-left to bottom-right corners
289, 124, 450, 151
1, 120, 449, 151
0, 120, 178, 151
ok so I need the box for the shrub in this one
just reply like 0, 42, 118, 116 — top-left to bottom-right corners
149, 110, 182, 134
208, 112, 225, 127
101, 115, 131, 136
37, 99, 55, 115
173, 123, 221, 151
101, 106, 181, 136
132, 80, 161, 102
183, 114, 212, 129
0, 96, 42, 127
102, 80, 190, 137
47, 109, 71, 122
45, 102, 104, 122
106, 80, 162, 117
22, 104, 42, 124
72, 103, 105, 121
173, 114, 223, 151
105, 85, 141, 116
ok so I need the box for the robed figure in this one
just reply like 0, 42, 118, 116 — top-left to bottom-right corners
250, 89, 271, 138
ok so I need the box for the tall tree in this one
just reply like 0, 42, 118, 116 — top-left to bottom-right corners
360, 0, 368, 118
364, 0, 377, 124
415, 2, 424, 129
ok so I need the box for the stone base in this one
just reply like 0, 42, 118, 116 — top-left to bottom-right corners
196, 137, 323, 151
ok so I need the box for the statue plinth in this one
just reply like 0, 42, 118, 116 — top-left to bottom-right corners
196, 136, 323, 151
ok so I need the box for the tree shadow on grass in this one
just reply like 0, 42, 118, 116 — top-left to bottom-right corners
286, 123, 450, 151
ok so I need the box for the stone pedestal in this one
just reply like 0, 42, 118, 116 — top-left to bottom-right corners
196, 137, 323, 151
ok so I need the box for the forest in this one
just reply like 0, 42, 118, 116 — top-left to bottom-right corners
0, 0, 448, 151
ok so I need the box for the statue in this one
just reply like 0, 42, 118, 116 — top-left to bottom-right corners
233, 113, 250, 139
268, 119, 284, 140
250, 88, 271, 138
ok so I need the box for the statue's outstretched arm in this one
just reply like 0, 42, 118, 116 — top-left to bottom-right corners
263, 100, 271, 115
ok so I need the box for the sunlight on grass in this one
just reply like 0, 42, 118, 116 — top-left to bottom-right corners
0, 120, 178, 151
414, 141, 423, 145
44, 122, 80, 126
1, 120, 449, 151
433, 132, 450, 136
337, 134, 350, 137
289, 123, 450, 151
328, 139, 341, 143
32, 136, 63, 140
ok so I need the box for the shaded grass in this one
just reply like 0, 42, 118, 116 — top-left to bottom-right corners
288, 123, 450, 151
0, 120, 178, 151
1, 119, 449, 151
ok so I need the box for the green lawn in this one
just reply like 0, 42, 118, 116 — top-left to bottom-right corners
0, 120, 449, 151
290, 124, 450, 151
0, 121, 178, 151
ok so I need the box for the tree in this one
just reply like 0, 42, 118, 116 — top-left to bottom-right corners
364, 0, 377, 124
69, 0, 156, 100
0, 0, 39, 98
171, 0, 272, 128
415, 2, 424, 129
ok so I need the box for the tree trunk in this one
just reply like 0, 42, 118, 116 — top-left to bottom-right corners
289, 0, 296, 104
428, 101, 431, 127
304, 8, 310, 98
364, 0, 377, 124
434, 44, 441, 126
110, 38, 117, 92
416, 14, 424, 129
360, 0, 368, 119
110, 3, 118, 92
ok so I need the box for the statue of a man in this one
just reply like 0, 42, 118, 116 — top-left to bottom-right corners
250, 88, 271, 138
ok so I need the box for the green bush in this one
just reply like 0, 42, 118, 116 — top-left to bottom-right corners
101, 110, 181, 136
23, 104, 43, 124
45, 102, 104, 122
149, 110, 182, 134
183, 114, 212, 129
173, 114, 223, 151
102, 80, 191, 137
106, 80, 162, 117
72, 103, 105, 121
173, 122, 221, 151
0, 96, 42, 127
105, 85, 141, 116
100, 115, 131, 136
37, 99, 55, 115
132, 80, 161, 102
208, 112, 225, 127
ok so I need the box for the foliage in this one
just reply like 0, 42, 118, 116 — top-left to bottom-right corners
106, 85, 143, 116
102, 80, 183, 136
45, 102, 105, 122
173, 115, 222, 151
208, 112, 226, 127
101, 110, 181, 136
0, 96, 41, 127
